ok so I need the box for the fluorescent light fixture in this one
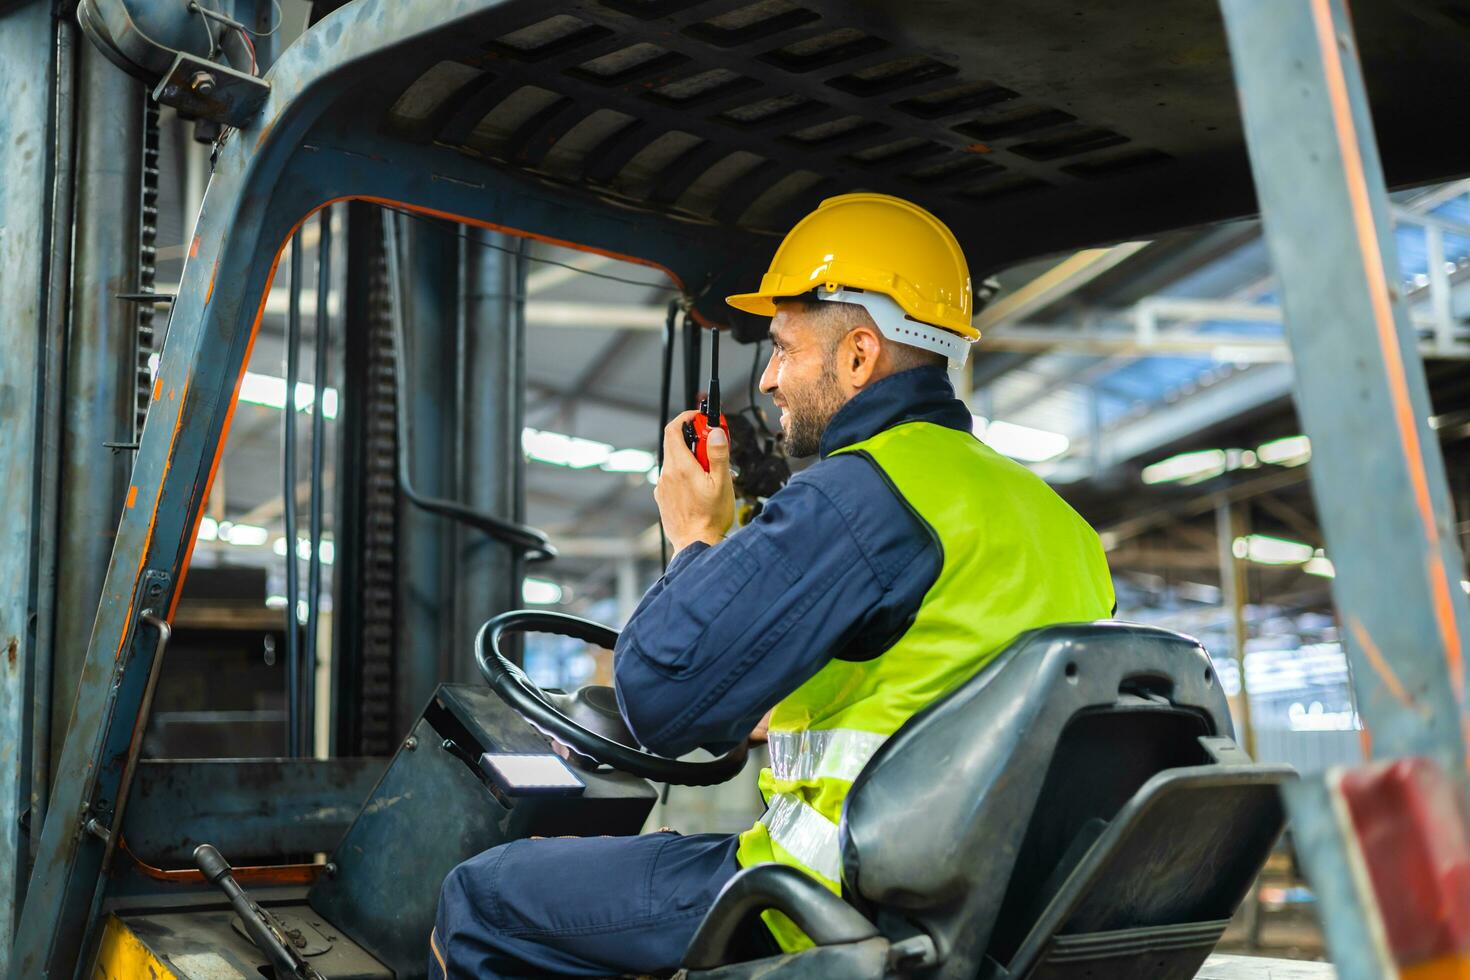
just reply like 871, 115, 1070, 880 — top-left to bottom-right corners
523, 577, 564, 605
971, 416, 1070, 463
1209, 345, 1276, 364
602, 448, 657, 473
1288, 702, 1358, 732
1233, 534, 1314, 565
264, 594, 310, 622
273, 536, 336, 565
1257, 435, 1311, 466
1142, 449, 1227, 485
520, 428, 655, 474
522, 428, 613, 469
1304, 556, 1336, 578
197, 516, 219, 542
646, 466, 661, 486
237, 371, 340, 420
224, 522, 270, 546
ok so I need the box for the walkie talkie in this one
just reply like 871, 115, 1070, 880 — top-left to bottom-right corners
684, 327, 730, 471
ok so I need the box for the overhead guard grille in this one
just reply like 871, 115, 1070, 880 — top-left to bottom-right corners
383, 0, 1173, 236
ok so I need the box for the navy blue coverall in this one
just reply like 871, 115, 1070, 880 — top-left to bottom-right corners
430, 367, 970, 979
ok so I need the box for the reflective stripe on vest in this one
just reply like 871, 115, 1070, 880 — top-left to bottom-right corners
768, 728, 888, 784
761, 792, 842, 883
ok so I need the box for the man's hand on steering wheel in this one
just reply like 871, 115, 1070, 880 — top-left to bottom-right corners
749, 709, 773, 745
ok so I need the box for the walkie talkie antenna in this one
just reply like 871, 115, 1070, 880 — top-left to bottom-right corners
707, 327, 720, 426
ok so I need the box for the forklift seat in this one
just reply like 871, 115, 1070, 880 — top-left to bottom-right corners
682, 622, 1293, 980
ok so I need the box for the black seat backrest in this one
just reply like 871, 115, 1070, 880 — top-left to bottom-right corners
838, 622, 1288, 980
995, 767, 1288, 980
985, 704, 1215, 962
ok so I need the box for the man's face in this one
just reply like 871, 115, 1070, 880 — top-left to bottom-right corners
759, 304, 850, 458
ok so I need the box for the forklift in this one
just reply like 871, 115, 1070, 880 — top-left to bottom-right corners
4, 0, 1470, 977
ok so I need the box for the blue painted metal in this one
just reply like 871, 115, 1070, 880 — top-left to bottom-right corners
0, 4, 73, 971
306, 682, 655, 976
1219, 0, 1470, 972
1279, 779, 1393, 980
1220, 0, 1470, 771
54, 41, 145, 794
76, 0, 270, 127
119, 758, 383, 868
12, 2, 760, 971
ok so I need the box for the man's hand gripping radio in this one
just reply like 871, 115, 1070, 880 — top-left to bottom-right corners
683, 326, 729, 470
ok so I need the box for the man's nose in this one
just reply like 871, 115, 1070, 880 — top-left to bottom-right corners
758, 349, 779, 394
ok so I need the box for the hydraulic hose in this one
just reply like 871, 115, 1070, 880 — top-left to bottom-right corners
656, 299, 679, 568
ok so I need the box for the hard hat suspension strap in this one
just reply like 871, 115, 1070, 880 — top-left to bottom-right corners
814, 286, 970, 370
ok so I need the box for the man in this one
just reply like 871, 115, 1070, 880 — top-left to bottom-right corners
430, 193, 1114, 978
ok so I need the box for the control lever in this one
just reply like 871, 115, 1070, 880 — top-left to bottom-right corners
194, 843, 326, 979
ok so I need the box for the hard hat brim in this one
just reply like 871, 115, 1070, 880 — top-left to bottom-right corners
725, 291, 785, 318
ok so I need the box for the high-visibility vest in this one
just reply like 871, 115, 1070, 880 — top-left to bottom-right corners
734, 420, 1116, 951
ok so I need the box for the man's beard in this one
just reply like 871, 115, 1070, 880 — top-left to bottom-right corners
781, 363, 847, 458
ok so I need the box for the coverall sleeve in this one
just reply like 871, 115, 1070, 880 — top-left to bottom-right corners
613, 456, 937, 757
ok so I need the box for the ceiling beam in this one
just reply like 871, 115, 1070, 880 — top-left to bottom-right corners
975, 241, 1152, 332
1101, 467, 1311, 551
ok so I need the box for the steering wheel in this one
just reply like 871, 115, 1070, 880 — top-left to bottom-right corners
476, 610, 748, 787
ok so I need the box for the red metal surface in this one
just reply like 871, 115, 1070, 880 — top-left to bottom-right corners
1339, 757, 1470, 967
115, 837, 323, 886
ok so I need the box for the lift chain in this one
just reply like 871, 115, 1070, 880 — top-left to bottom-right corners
135, 96, 161, 443
357, 221, 399, 755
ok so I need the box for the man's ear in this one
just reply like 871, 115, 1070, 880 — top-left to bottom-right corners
845, 323, 883, 389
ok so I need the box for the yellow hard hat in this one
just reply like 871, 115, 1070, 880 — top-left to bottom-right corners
726, 192, 977, 364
